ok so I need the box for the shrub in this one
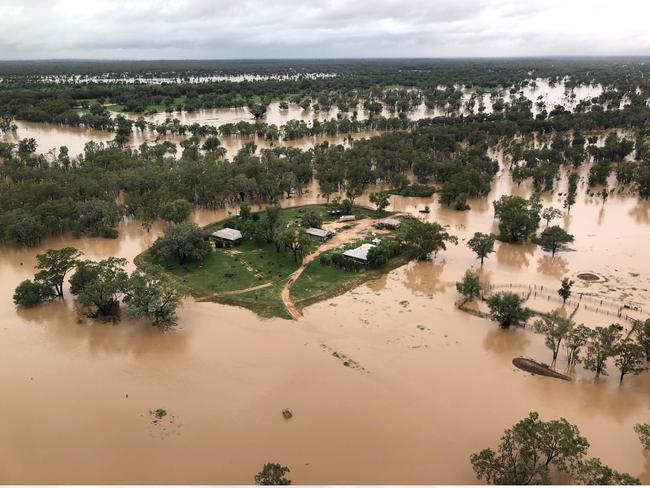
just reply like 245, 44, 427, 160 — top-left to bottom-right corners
13, 279, 52, 307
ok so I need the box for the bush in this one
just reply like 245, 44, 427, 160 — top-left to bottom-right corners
13, 279, 52, 307
300, 209, 323, 229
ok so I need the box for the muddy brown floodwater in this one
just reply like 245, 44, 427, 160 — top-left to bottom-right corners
2, 153, 650, 483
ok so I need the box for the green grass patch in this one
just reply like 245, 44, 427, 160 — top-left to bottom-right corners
146, 239, 305, 295
223, 283, 292, 320
292, 253, 410, 306
388, 184, 436, 197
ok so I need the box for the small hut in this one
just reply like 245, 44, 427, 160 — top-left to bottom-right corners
305, 227, 333, 242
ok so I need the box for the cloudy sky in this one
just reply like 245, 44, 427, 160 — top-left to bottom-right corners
1, 0, 649, 59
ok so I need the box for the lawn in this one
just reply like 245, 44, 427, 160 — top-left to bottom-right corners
291, 236, 409, 307
154, 239, 303, 295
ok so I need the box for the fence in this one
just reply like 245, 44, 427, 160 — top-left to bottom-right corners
484, 283, 647, 326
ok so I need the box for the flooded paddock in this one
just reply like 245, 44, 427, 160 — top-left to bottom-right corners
1, 157, 650, 483
1, 79, 607, 158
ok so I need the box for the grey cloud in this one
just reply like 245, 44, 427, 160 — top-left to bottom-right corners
0, 0, 648, 59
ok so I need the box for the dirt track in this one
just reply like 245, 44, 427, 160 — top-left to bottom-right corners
281, 217, 392, 319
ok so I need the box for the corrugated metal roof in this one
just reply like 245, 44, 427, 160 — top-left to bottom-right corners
306, 227, 332, 238
211, 227, 243, 241
379, 217, 401, 227
343, 243, 376, 261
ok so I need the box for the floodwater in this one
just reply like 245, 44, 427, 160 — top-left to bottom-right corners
133, 101, 444, 127
3, 119, 383, 160
1, 79, 603, 157
1, 156, 650, 483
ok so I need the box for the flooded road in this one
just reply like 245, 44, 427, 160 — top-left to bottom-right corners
1, 160, 650, 483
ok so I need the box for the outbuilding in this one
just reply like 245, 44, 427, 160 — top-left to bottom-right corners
376, 217, 401, 230
305, 227, 333, 242
339, 215, 356, 222
211, 227, 243, 247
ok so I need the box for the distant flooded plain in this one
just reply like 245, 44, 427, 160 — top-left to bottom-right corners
1, 152, 650, 483
2, 79, 605, 157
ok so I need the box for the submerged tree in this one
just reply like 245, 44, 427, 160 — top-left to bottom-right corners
572, 457, 640, 485
471, 411, 638, 485
467, 232, 496, 266
583, 326, 621, 378
614, 338, 647, 383
564, 172, 579, 212
538, 225, 574, 257
534, 311, 573, 361
254, 462, 291, 485
470, 411, 589, 485
493, 195, 541, 243
159, 198, 192, 224
565, 324, 591, 368
69, 257, 129, 318
558, 277, 575, 304
456, 269, 482, 301
632, 318, 650, 362
13, 279, 53, 308
634, 423, 650, 451
542, 206, 562, 227
34, 247, 83, 297
486, 292, 532, 327
123, 265, 186, 327
402, 219, 457, 260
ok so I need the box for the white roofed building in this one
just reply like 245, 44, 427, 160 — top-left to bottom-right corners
342, 243, 376, 263
211, 227, 243, 247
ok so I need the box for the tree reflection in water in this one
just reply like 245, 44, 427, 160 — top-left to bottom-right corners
537, 255, 569, 278
495, 242, 535, 269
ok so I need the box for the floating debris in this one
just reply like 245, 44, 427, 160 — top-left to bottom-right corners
320, 344, 368, 372
150, 408, 167, 424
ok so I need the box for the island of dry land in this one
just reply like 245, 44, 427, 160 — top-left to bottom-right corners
136, 204, 409, 319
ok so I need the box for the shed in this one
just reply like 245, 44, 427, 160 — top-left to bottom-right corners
211, 227, 243, 247
339, 215, 356, 222
305, 227, 333, 242
376, 217, 401, 230
343, 243, 376, 263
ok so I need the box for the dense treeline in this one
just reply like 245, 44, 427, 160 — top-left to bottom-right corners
1, 57, 649, 129
1, 73, 649, 247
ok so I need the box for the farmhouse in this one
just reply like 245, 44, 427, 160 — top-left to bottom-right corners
342, 243, 376, 263
211, 227, 243, 247
305, 227, 333, 242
